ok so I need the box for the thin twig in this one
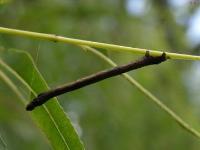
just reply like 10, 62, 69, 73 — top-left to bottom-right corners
83, 46, 200, 139
26, 52, 167, 111
0, 26, 200, 60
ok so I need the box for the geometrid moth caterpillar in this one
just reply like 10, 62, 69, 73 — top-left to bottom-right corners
26, 51, 167, 111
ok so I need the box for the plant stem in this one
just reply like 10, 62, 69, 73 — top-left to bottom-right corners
82, 46, 200, 139
0, 26, 200, 61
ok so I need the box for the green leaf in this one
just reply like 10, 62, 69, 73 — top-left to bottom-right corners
0, 49, 84, 150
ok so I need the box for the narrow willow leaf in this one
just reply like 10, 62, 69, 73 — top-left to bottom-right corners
0, 49, 84, 150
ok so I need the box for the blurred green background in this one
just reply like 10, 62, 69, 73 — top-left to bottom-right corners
1, 0, 200, 149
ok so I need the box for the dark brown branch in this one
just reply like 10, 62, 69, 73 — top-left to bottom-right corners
26, 52, 167, 111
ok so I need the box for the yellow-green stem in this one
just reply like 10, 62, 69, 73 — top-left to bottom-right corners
81, 45, 200, 139
0, 26, 200, 60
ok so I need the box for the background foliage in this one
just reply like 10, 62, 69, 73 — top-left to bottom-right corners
0, 0, 200, 149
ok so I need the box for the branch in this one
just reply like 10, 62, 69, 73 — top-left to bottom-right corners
81, 46, 200, 139
0, 26, 200, 60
